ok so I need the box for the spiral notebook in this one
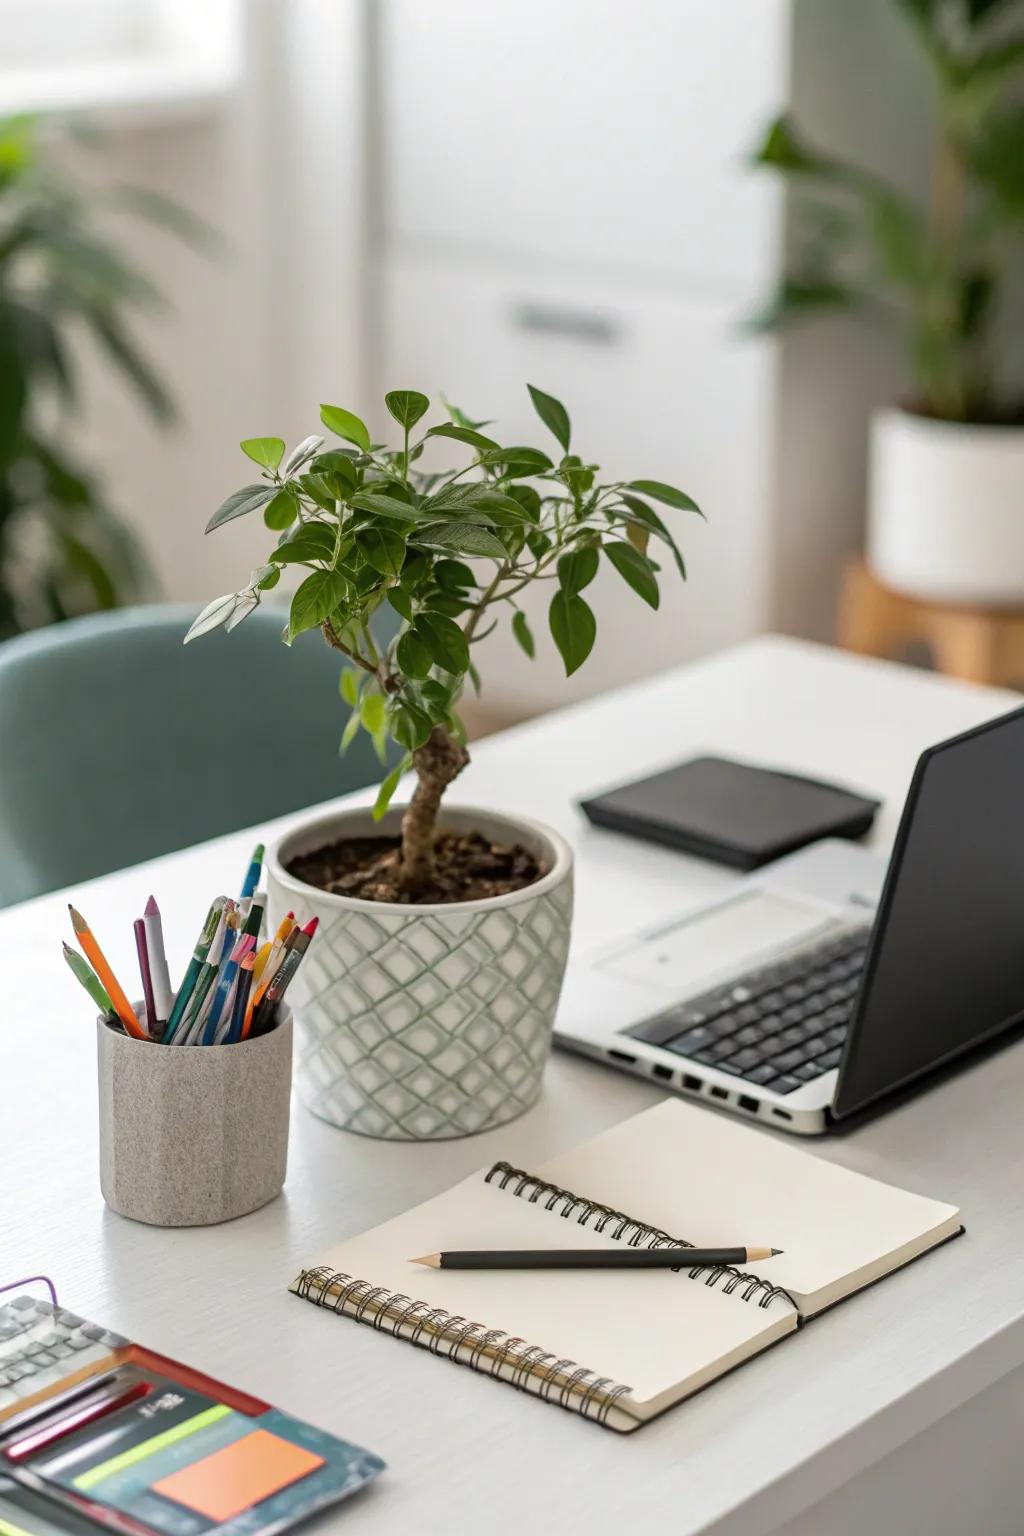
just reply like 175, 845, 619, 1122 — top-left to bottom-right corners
291, 1100, 961, 1432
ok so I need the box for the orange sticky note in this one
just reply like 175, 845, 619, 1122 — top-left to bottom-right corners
152, 1429, 324, 1523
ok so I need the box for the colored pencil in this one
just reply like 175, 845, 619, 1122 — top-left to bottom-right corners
177, 906, 233, 1045
5, 1377, 152, 1462
69, 906, 146, 1040
252, 940, 273, 988
143, 895, 174, 1024
252, 916, 318, 1034
241, 894, 265, 943
164, 897, 225, 1044
62, 942, 113, 1016
240, 842, 264, 901
225, 952, 255, 1045
201, 933, 254, 1045
133, 918, 157, 1036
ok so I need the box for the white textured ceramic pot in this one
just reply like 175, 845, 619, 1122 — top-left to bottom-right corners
868, 406, 1024, 606
266, 805, 574, 1140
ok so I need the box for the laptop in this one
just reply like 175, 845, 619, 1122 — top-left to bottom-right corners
555, 706, 1024, 1134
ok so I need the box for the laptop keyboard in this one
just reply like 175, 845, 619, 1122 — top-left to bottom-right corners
629, 925, 872, 1095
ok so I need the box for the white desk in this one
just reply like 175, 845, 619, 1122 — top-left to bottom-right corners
4, 636, 1024, 1536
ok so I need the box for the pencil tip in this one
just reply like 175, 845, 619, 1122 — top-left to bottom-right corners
410, 1254, 440, 1268
68, 904, 84, 931
144, 894, 159, 916
253, 843, 265, 859
771, 1248, 784, 1256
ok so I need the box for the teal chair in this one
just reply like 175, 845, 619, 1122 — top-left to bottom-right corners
0, 604, 395, 908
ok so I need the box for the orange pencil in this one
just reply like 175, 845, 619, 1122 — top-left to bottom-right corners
69, 905, 146, 1040
274, 910, 296, 946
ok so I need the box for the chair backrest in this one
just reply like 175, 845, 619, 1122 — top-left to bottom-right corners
0, 603, 392, 907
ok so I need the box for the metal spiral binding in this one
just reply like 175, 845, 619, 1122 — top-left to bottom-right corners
294, 1266, 633, 1427
484, 1161, 794, 1310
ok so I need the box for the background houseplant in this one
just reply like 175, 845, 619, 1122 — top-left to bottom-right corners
0, 113, 204, 636
187, 384, 701, 1137
752, 0, 1024, 604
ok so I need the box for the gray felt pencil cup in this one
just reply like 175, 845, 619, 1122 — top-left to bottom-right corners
96, 1008, 292, 1227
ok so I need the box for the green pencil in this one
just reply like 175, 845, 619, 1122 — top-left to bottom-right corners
63, 942, 113, 1016
164, 897, 225, 1045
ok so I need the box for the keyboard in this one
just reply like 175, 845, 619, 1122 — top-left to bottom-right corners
628, 925, 872, 1095
0, 1296, 127, 1412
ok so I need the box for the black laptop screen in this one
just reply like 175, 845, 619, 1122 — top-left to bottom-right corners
834, 705, 1024, 1118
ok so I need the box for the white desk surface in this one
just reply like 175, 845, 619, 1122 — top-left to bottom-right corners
4, 635, 1023, 1536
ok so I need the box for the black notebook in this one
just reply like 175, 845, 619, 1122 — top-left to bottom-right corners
580, 755, 880, 870
291, 1101, 961, 1432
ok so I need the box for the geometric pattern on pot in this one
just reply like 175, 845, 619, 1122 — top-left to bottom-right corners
291, 874, 574, 1140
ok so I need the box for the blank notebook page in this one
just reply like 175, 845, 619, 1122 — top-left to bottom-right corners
302, 1169, 797, 1414
534, 1099, 961, 1313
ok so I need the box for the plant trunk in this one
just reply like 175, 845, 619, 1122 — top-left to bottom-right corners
400, 725, 469, 895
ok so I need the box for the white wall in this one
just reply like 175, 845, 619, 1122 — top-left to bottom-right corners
67, 0, 368, 610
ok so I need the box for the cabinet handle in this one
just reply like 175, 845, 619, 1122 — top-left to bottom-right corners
509, 302, 621, 347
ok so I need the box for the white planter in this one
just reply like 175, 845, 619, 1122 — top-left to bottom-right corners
868, 407, 1024, 607
266, 804, 574, 1140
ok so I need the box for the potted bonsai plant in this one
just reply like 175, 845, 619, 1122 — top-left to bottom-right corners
186, 384, 700, 1138
751, 0, 1024, 605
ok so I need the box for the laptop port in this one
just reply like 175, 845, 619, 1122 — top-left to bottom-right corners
709, 1085, 729, 1100
738, 1095, 759, 1114
771, 1107, 793, 1121
607, 1049, 636, 1065
681, 1074, 702, 1092
650, 1063, 673, 1081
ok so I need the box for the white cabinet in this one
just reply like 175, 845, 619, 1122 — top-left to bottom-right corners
378, 0, 786, 297
378, 252, 775, 711
370, 0, 926, 713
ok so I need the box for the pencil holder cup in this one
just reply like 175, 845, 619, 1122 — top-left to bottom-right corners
96, 1008, 292, 1227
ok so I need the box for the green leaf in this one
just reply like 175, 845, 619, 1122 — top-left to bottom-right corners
372, 758, 410, 821
512, 610, 535, 659
240, 436, 285, 472
254, 564, 281, 590
385, 390, 430, 430
310, 450, 359, 492
269, 523, 337, 564
288, 569, 350, 638
434, 559, 476, 592
320, 403, 371, 451
751, 114, 832, 177
280, 435, 323, 477
527, 383, 571, 453
416, 522, 508, 558
387, 587, 414, 622
263, 487, 298, 530
604, 540, 659, 608
299, 472, 343, 512
617, 495, 686, 579
205, 483, 278, 533
339, 668, 361, 706
396, 627, 433, 679
339, 709, 362, 755
549, 591, 596, 676
426, 422, 500, 452
360, 692, 387, 733
350, 490, 435, 524
627, 479, 703, 516
557, 545, 599, 595
461, 488, 534, 523
391, 703, 434, 752
415, 612, 471, 674
419, 679, 454, 720
478, 446, 553, 476
357, 525, 405, 576
184, 592, 238, 643
506, 483, 541, 521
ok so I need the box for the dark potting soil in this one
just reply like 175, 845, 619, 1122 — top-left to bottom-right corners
286, 830, 545, 905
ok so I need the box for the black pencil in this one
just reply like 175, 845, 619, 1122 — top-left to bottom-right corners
411, 1245, 783, 1270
